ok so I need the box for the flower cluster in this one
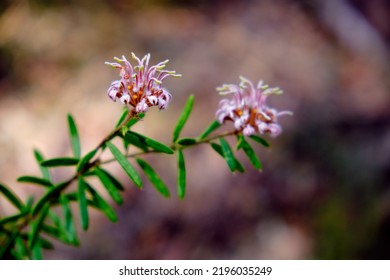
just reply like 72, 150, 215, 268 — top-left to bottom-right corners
216, 76, 292, 137
105, 53, 181, 113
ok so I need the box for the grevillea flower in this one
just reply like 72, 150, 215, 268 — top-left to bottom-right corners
105, 53, 181, 113
216, 76, 292, 137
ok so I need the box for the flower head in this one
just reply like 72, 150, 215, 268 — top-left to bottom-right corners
216, 76, 292, 137
105, 53, 181, 113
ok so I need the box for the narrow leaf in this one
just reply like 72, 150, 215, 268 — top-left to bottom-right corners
172, 94, 195, 142
97, 169, 124, 191
219, 138, 237, 172
122, 132, 148, 151
95, 167, 123, 205
32, 182, 68, 216
13, 236, 28, 260
211, 142, 244, 173
125, 112, 145, 128
68, 114, 81, 158
31, 242, 43, 260
34, 149, 51, 180
0, 182, 24, 210
0, 230, 19, 259
17, 176, 53, 187
177, 149, 186, 199
85, 183, 118, 222
237, 134, 262, 170
77, 177, 89, 230
115, 107, 130, 128
41, 224, 69, 244
41, 157, 79, 167
29, 203, 50, 249
60, 195, 79, 246
127, 131, 174, 154
249, 135, 270, 147
76, 149, 98, 172
177, 138, 197, 146
0, 211, 29, 227
198, 120, 221, 140
136, 158, 170, 198
107, 142, 142, 188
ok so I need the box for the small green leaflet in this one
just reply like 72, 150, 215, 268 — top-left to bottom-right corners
29, 203, 50, 249
249, 135, 270, 147
60, 195, 79, 246
126, 131, 174, 154
125, 112, 145, 128
177, 138, 197, 146
177, 149, 186, 199
85, 182, 118, 222
77, 177, 89, 230
76, 149, 97, 172
41, 157, 79, 167
34, 149, 51, 181
210, 142, 245, 173
236, 134, 262, 170
198, 120, 221, 140
96, 169, 124, 191
220, 138, 237, 172
0, 182, 24, 210
136, 158, 170, 198
115, 108, 130, 128
17, 176, 53, 187
32, 182, 68, 216
107, 142, 142, 188
172, 94, 194, 143
95, 167, 123, 205
67, 114, 81, 159
122, 132, 149, 151
0, 211, 29, 227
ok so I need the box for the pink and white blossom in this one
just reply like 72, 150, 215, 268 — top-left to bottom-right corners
216, 76, 292, 137
105, 53, 181, 113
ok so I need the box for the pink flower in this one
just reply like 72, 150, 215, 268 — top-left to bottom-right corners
216, 76, 292, 137
105, 53, 181, 113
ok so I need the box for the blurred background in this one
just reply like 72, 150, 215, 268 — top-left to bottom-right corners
0, 0, 390, 259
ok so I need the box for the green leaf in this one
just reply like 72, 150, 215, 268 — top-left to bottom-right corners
29, 203, 50, 249
172, 94, 195, 142
68, 114, 81, 158
60, 195, 79, 246
115, 107, 130, 128
219, 139, 237, 172
76, 149, 98, 172
17, 176, 53, 187
41, 157, 79, 167
95, 167, 123, 205
13, 236, 28, 260
125, 112, 145, 128
211, 142, 244, 173
136, 158, 170, 198
0, 182, 24, 210
96, 169, 124, 191
32, 182, 68, 216
122, 132, 148, 151
198, 120, 221, 140
177, 138, 197, 146
177, 150, 186, 199
107, 142, 142, 188
85, 182, 118, 222
77, 178, 89, 230
34, 149, 51, 181
127, 131, 174, 154
210, 142, 224, 157
31, 242, 43, 260
249, 135, 270, 147
0, 211, 29, 227
0, 230, 19, 259
39, 237, 54, 250
237, 134, 262, 170
41, 224, 69, 245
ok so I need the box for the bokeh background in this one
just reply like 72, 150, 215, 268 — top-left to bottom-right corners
1, 0, 390, 259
